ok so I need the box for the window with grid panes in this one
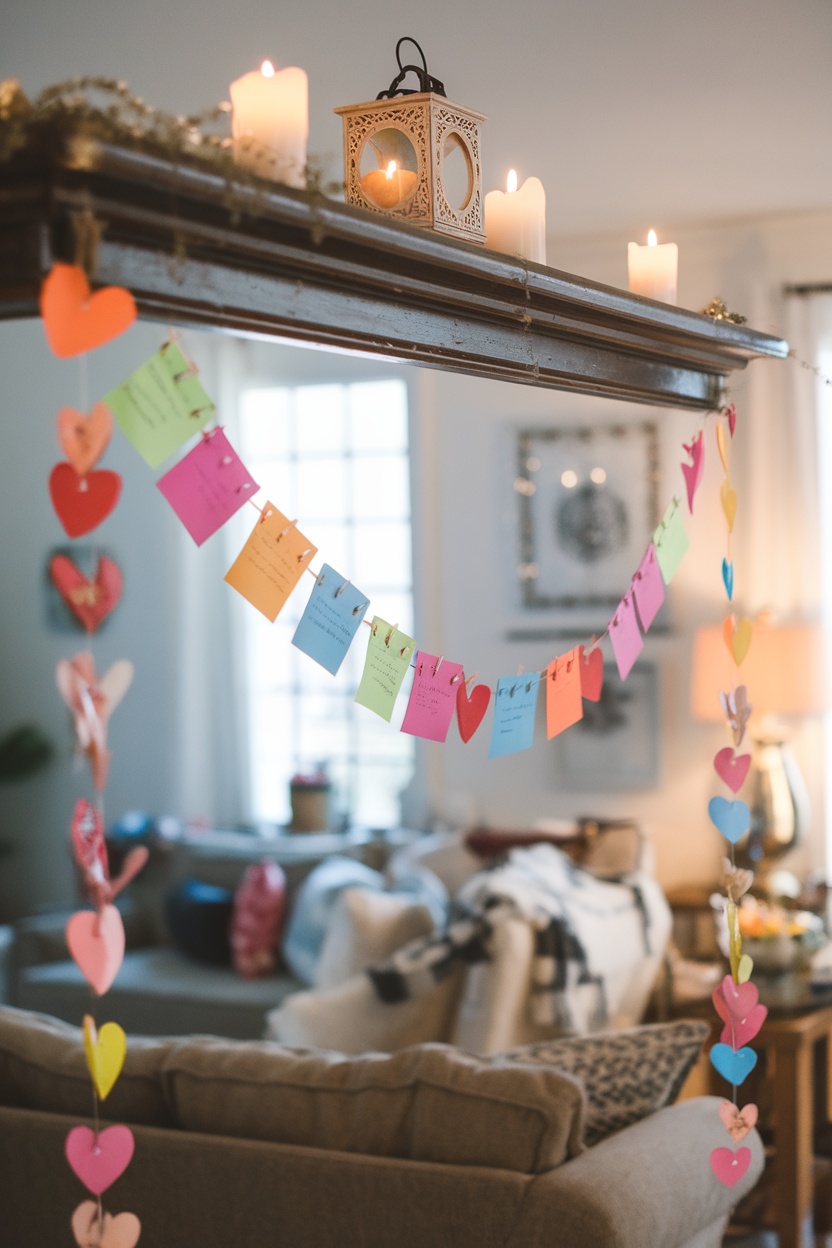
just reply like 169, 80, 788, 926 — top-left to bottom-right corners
234, 378, 415, 829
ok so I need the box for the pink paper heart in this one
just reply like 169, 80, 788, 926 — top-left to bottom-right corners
65, 1124, 134, 1195
713, 973, 759, 1023
718, 1100, 759, 1143
681, 431, 705, 513
720, 1002, 768, 1049
713, 747, 751, 793
72, 1201, 141, 1248
710, 1145, 751, 1187
65, 905, 125, 995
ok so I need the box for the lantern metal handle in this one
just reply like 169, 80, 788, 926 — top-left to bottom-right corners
376, 37, 446, 99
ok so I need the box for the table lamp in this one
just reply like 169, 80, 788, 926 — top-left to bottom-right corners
691, 618, 827, 890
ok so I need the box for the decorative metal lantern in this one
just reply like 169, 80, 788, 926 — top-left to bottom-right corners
334, 38, 486, 245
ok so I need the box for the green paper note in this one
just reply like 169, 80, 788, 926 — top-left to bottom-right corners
653, 497, 689, 584
105, 342, 215, 468
354, 616, 415, 722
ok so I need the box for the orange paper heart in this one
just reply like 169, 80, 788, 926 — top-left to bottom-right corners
720, 479, 737, 532
57, 402, 114, 475
716, 423, 729, 474
40, 264, 137, 358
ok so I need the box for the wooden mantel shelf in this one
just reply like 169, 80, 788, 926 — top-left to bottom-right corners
0, 124, 788, 409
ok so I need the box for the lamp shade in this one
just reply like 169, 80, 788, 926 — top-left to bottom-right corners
691, 621, 827, 723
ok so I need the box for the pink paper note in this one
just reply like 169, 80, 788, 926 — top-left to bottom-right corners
156, 429, 258, 546
401, 652, 465, 742
609, 594, 643, 680
632, 544, 665, 633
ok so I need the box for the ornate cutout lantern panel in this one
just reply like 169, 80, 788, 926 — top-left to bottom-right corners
335, 38, 486, 245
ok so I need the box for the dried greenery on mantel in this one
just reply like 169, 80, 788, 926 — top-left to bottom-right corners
0, 77, 342, 197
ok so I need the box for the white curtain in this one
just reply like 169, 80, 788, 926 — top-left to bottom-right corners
170, 335, 254, 829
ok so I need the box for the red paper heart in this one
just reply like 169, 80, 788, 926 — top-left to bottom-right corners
49, 463, 122, 537
50, 553, 123, 632
40, 264, 137, 358
456, 681, 491, 743
579, 645, 604, 701
65, 905, 125, 995
710, 1145, 751, 1187
720, 1002, 767, 1050
713, 973, 759, 1023
713, 747, 752, 794
65, 1124, 134, 1195
57, 402, 114, 475
719, 1100, 758, 1143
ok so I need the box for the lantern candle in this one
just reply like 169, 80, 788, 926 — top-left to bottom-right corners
484, 170, 547, 265
627, 229, 678, 303
230, 60, 308, 187
361, 159, 418, 211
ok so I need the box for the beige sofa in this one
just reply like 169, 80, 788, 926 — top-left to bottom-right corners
0, 1005, 762, 1247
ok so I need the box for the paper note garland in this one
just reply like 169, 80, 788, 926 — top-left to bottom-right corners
40, 264, 143, 1243
36, 263, 754, 1211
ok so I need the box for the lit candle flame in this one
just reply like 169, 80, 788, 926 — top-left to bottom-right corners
385, 160, 398, 180
647, 229, 657, 247
261, 60, 275, 78
507, 169, 518, 194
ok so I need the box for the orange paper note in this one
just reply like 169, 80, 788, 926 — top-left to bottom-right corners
545, 648, 584, 739
225, 503, 317, 622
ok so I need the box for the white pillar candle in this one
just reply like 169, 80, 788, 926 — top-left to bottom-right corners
627, 229, 678, 303
484, 170, 547, 265
230, 60, 308, 187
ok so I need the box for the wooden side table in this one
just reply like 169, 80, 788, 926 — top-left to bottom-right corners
678, 994, 832, 1248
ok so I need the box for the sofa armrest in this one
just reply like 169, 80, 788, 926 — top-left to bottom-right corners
507, 1096, 763, 1248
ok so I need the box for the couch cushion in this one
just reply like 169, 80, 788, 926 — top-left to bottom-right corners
314, 887, 436, 990
162, 1037, 585, 1173
503, 1019, 709, 1146
0, 1004, 174, 1125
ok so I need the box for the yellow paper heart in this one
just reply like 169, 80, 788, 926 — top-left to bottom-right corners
731, 618, 753, 666
82, 1015, 126, 1101
716, 423, 729, 474
720, 479, 737, 532
737, 954, 754, 983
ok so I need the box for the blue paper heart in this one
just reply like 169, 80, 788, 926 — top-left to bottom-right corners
708, 796, 750, 844
722, 558, 734, 601
710, 1042, 758, 1086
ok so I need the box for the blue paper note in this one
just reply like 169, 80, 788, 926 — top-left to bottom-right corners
488, 676, 539, 759
292, 564, 369, 675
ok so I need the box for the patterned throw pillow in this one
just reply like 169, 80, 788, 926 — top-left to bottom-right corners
503, 1019, 709, 1146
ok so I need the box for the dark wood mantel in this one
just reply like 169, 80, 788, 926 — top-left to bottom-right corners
0, 123, 788, 409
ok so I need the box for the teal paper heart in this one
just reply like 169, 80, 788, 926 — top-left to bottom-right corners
708, 796, 750, 844
710, 1042, 757, 1086
722, 558, 734, 601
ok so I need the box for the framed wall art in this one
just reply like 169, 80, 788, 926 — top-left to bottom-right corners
516, 421, 661, 617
